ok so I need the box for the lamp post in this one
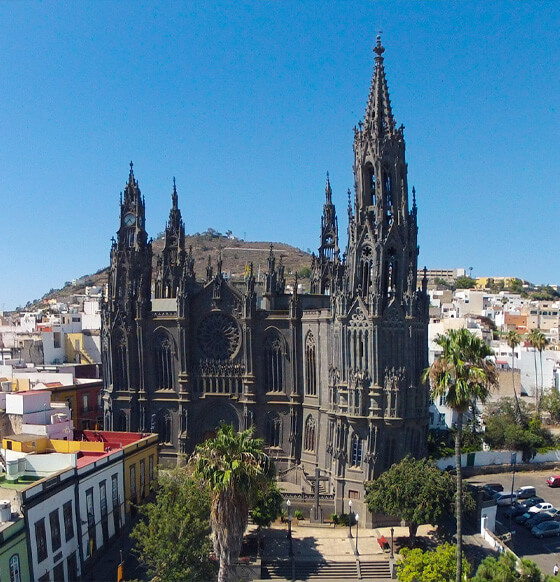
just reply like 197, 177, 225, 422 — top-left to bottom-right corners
390, 527, 394, 559
286, 499, 293, 557
355, 514, 359, 555
348, 500, 353, 538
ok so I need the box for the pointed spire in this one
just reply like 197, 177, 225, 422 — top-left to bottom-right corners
364, 34, 396, 138
129, 161, 135, 185
172, 177, 178, 209
412, 186, 417, 213
325, 172, 332, 203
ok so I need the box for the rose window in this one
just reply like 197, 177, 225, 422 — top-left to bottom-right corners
197, 313, 241, 360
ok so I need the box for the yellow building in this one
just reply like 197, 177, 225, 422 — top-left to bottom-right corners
119, 433, 159, 523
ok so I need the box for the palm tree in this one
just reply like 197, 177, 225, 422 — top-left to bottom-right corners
527, 329, 547, 412
423, 328, 498, 582
505, 330, 522, 419
192, 424, 270, 582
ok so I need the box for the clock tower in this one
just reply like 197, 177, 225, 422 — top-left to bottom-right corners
102, 162, 152, 432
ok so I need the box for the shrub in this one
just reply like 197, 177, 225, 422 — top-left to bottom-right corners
294, 509, 303, 520
330, 513, 339, 525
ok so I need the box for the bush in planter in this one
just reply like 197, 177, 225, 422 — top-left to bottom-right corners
330, 513, 340, 525
339, 512, 349, 526
294, 510, 304, 520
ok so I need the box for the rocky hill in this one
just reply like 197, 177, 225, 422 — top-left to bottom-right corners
30, 232, 313, 309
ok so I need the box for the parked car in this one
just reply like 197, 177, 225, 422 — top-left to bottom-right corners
520, 496, 545, 509
504, 496, 544, 519
515, 511, 534, 525
528, 502, 554, 514
547, 476, 560, 488
525, 510, 560, 529
516, 486, 537, 499
495, 492, 518, 506
484, 483, 504, 495
531, 521, 560, 538
505, 505, 527, 519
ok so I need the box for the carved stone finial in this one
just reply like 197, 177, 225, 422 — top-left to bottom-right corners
374, 34, 385, 58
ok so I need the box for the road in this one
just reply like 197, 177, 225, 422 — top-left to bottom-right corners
468, 468, 560, 577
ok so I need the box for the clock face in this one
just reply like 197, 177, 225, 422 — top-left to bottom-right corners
124, 213, 135, 226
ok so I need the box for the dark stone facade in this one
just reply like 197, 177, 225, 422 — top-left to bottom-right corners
101, 38, 430, 519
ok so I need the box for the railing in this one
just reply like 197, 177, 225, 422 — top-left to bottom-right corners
283, 491, 335, 501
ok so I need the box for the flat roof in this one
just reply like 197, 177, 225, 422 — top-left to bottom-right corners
4, 434, 44, 443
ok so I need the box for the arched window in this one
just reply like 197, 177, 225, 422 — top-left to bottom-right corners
117, 411, 128, 432
154, 332, 175, 390
369, 167, 376, 206
384, 171, 393, 224
304, 416, 316, 452
113, 331, 128, 391
264, 332, 284, 392
351, 434, 363, 467
9, 554, 21, 582
157, 412, 172, 444
305, 333, 317, 396
266, 415, 282, 448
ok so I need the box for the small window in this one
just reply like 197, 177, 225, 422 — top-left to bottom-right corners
63, 501, 74, 542
35, 518, 48, 562
9, 554, 21, 582
67, 553, 78, 581
112, 473, 119, 509
351, 434, 363, 467
140, 459, 146, 499
50, 509, 61, 552
149, 455, 154, 482
348, 490, 360, 500
130, 464, 137, 497
53, 561, 64, 582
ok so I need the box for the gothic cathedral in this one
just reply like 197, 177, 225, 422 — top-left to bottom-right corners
101, 38, 430, 516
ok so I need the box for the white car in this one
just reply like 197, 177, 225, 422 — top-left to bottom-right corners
528, 502, 554, 514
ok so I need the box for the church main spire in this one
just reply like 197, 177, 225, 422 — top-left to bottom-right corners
363, 35, 396, 140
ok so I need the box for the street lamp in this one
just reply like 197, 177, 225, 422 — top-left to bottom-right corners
355, 514, 359, 555
286, 499, 293, 557
390, 527, 394, 559
348, 500, 353, 538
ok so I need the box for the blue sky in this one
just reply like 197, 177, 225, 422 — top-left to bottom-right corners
1, 1, 558, 310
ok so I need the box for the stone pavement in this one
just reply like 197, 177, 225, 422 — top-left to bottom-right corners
257, 521, 434, 562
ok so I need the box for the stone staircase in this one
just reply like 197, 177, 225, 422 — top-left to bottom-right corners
359, 561, 392, 579
261, 559, 392, 580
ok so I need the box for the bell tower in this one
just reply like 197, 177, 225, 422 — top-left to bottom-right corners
347, 36, 419, 310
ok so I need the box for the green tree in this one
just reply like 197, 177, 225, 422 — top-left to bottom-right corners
297, 266, 312, 279
484, 398, 554, 459
397, 543, 471, 582
250, 480, 284, 554
130, 467, 217, 582
366, 456, 456, 539
508, 278, 524, 293
473, 552, 554, 582
423, 328, 498, 582
455, 276, 476, 289
192, 424, 271, 582
527, 330, 548, 412
541, 389, 560, 422
505, 330, 522, 420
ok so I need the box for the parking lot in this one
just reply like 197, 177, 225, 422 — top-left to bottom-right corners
468, 469, 560, 576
